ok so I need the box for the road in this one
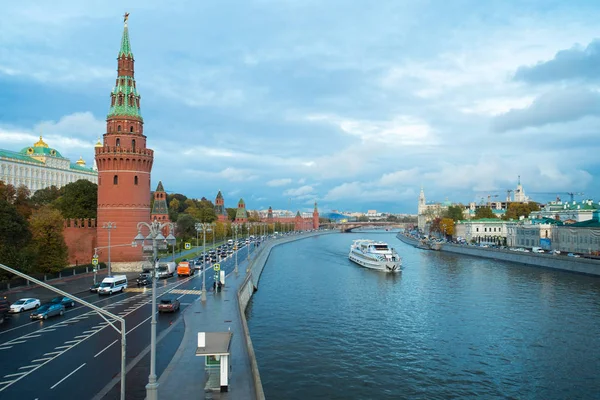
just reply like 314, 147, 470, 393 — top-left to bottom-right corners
0, 241, 259, 399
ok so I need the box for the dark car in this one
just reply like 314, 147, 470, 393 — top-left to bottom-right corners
158, 297, 180, 313
137, 276, 151, 286
0, 297, 10, 325
30, 303, 65, 320
89, 283, 101, 293
51, 296, 75, 308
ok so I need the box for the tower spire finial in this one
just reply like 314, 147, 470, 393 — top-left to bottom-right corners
123, 12, 129, 25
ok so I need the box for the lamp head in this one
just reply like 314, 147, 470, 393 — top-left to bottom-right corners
134, 232, 145, 245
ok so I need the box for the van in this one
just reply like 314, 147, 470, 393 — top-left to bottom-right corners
157, 262, 176, 278
532, 247, 544, 253
98, 275, 128, 295
227, 239, 234, 246
177, 261, 193, 277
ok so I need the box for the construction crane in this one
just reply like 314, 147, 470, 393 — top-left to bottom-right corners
566, 192, 584, 202
487, 194, 499, 207
528, 192, 584, 203
506, 189, 513, 202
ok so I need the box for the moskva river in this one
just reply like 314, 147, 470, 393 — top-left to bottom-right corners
246, 231, 600, 400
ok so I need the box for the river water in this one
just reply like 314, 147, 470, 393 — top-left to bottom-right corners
246, 231, 600, 399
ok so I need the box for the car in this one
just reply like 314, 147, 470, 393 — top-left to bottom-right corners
30, 303, 65, 320
0, 297, 10, 325
137, 276, 151, 286
567, 253, 581, 258
158, 297, 180, 313
9, 298, 41, 313
89, 283, 101, 293
50, 296, 76, 308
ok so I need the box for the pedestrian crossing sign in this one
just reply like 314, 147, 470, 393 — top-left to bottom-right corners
92, 257, 98, 266
184, 242, 191, 250
214, 264, 220, 271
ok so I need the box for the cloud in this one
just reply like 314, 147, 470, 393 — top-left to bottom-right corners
283, 185, 314, 197
267, 178, 292, 187
492, 89, 600, 132
514, 39, 600, 84
186, 167, 258, 182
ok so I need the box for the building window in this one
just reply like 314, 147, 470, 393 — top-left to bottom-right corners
132, 139, 136, 152
114, 175, 118, 185
476, 228, 479, 232
134, 176, 138, 185
116, 138, 121, 147
130, 126, 134, 133
117, 125, 122, 132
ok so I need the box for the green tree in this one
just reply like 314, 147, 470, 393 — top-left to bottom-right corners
248, 210, 260, 223
357, 215, 369, 222
0, 199, 34, 275
175, 213, 196, 240
386, 215, 398, 222
444, 205, 464, 222
0, 181, 16, 202
14, 185, 32, 219
53, 180, 98, 218
474, 207, 496, 219
226, 207, 237, 221
30, 185, 61, 208
198, 198, 217, 223
29, 206, 68, 273
169, 198, 180, 221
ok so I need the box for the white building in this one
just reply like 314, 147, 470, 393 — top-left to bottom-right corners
455, 218, 508, 244
530, 199, 600, 223
0, 136, 97, 192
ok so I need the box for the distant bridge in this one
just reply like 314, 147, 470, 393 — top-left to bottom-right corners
326, 221, 410, 233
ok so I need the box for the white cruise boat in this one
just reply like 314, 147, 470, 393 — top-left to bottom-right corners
348, 240, 402, 272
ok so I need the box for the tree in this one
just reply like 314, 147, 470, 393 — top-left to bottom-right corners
29, 206, 68, 273
198, 198, 217, 223
502, 202, 541, 220
30, 185, 61, 208
248, 210, 260, 222
474, 207, 496, 219
444, 205, 464, 222
386, 215, 398, 222
169, 198, 180, 221
429, 217, 442, 233
14, 185, 32, 219
226, 207, 237, 221
357, 215, 369, 222
53, 180, 98, 218
175, 213, 196, 240
440, 218, 455, 236
0, 199, 33, 275
0, 181, 16, 203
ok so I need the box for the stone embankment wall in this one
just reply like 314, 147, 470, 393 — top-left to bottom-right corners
236, 230, 335, 400
396, 233, 600, 276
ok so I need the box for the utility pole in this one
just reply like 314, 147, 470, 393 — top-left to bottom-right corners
102, 222, 116, 276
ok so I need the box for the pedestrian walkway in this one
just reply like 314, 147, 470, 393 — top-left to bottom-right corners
157, 258, 257, 400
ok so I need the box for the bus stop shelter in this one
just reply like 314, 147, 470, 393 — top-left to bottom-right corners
196, 331, 233, 392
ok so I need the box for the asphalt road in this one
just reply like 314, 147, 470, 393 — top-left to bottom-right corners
0, 241, 258, 400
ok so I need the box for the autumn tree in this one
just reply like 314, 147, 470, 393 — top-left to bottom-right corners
53, 180, 98, 218
358, 215, 369, 222
502, 202, 541, 220
0, 199, 34, 275
429, 217, 442, 233
14, 185, 32, 219
248, 210, 261, 222
440, 218, 455, 236
474, 207, 496, 219
169, 198, 180, 221
29, 206, 68, 273
0, 181, 16, 202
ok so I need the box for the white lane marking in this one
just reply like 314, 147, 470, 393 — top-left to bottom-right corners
19, 365, 38, 370
128, 315, 152, 335
82, 330, 96, 334
74, 335, 88, 339
50, 363, 86, 390
3, 372, 26, 378
55, 345, 71, 349
63, 340, 80, 344
177, 293, 186, 300
31, 358, 52, 363
22, 334, 41, 339
39, 328, 56, 332
43, 352, 62, 356
0, 380, 14, 385
94, 340, 118, 358
0, 347, 13, 350
5, 340, 26, 345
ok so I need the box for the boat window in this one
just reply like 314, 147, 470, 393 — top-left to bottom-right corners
374, 245, 389, 250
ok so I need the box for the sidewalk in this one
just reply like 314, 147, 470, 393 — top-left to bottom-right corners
157, 259, 256, 400
1, 270, 140, 304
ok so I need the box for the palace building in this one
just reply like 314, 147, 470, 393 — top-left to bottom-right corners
0, 136, 97, 191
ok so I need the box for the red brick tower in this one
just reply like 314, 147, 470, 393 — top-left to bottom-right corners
151, 181, 169, 222
235, 198, 248, 223
313, 201, 320, 229
215, 190, 228, 222
95, 15, 153, 264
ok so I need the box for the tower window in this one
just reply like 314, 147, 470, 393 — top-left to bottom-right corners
130, 126, 134, 133
134, 176, 138, 185
132, 139, 136, 152
116, 138, 121, 147
117, 125, 122, 132
113, 175, 118, 185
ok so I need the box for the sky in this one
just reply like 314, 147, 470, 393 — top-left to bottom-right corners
2, 0, 600, 214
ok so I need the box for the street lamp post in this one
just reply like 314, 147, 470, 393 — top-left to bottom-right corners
195, 223, 212, 302
102, 222, 116, 276
134, 220, 176, 400
233, 223, 239, 274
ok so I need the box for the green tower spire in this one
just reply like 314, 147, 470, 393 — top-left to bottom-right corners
119, 14, 133, 57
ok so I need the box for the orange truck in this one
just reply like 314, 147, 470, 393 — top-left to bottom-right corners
176, 260, 194, 277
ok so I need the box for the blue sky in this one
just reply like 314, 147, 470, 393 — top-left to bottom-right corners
2, 1, 600, 214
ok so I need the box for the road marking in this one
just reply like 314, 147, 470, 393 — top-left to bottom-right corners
50, 363, 86, 390
55, 345, 71, 349
39, 328, 56, 332
31, 358, 52, 363
128, 315, 152, 334
0, 347, 12, 350
6, 340, 26, 345
18, 365, 37, 370
63, 340, 80, 344
74, 335, 88, 339
3, 372, 26, 378
94, 340, 118, 358
83, 330, 96, 334
177, 294, 186, 300
0, 380, 14, 385
43, 352, 62, 356
22, 334, 41, 339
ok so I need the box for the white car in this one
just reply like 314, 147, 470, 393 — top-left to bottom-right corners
10, 298, 41, 313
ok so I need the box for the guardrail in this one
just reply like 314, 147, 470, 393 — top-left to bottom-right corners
0, 263, 107, 291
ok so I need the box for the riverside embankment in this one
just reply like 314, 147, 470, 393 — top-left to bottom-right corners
397, 233, 600, 276
237, 230, 335, 399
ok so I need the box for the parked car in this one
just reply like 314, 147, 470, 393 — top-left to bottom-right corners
0, 297, 10, 325
51, 296, 76, 308
158, 297, 180, 313
30, 303, 65, 320
89, 283, 101, 293
10, 298, 41, 313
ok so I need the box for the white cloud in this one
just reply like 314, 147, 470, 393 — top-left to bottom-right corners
185, 167, 258, 182
283, 185, 314, 197
378, 168, 420, 186
267, 178, 292, 187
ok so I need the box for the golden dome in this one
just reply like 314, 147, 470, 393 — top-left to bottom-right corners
76, 157, 86, 166
95, 137, 103, 148
34, 135, 49, 148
